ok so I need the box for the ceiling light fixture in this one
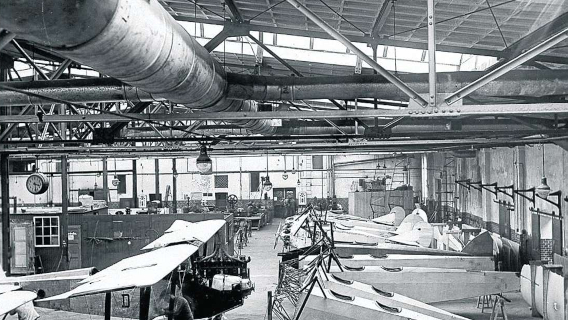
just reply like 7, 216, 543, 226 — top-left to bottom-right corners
263, 152, 273, 192
196, 144, 212, 175
535, 144, 550, 198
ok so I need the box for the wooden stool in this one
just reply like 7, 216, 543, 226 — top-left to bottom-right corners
477, 295, 493, 312
490, 295, 509, 320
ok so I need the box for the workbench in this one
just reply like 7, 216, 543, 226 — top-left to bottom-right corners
235, 213, 266, 230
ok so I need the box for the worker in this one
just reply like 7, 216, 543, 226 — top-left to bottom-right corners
411, 203, 428, 222
163, 294, 194, 320
9, 301, 40, 320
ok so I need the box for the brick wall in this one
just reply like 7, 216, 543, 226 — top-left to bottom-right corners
540, 239, 555, 263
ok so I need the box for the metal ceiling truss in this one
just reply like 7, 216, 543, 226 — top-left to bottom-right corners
174, 16, 568, 65
2, 103, 568, 123
2, 0, 568, 154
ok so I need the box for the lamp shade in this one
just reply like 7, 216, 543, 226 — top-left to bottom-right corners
263, 176, 273, 191
535, 177, 551, 198
196, 145, 212, 175
282, 172, 289, 180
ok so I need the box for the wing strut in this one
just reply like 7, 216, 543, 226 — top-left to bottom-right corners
140, 287, 152, 320
105, 292, 111, 320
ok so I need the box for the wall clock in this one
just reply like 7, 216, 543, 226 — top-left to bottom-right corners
26, 173, 49, 194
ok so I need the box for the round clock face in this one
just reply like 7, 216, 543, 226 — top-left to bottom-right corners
26, 173, 48, 194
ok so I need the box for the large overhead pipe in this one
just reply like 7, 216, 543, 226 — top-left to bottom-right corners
0, 0, 274, 134
4, 70, 568, 106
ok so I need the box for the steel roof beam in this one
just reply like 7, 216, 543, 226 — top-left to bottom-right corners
2, 103, 568, 123
501, 11, 568, 59
371, 0, 393, 38
445, 27, 568, 105
248, 33, 369, 129
285, 0, 428, 107
173, 17, 568, 65
224, 0, 244, 23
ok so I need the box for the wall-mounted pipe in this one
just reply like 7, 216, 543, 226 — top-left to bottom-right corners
4, 70, 568, 107
123, 125, 366, 137
0, 0, 274, 134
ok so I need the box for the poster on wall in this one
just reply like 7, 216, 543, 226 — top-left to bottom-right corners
139, 195, 147, 208
299, 192, 307, 206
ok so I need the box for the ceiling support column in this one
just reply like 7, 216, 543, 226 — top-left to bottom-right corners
1, 153, 10, 275
155, 159, 160, 198
172, 158, 177, 214
132, 159, 138, 208
60, 155, 69, 270
0, 54, 10, 275
103, 157, 109, 203
427, 0, 436, 107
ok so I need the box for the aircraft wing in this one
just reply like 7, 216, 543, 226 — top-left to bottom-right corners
142, 219, 226, 250
0, 291, 37, 316
39, 244, 197, 301
0, 284, 21, 294
0, 268, 97, 285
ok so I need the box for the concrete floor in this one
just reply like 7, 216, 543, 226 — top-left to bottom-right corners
14, 218, 538, 320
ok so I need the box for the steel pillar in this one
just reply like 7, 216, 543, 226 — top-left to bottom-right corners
1, 153, 9, 275
285, 0, 428, 107
61, 155, 69, 270
427, 0, 436, 107
172, 158, 177, 213
0, 54, 10, 275
154, 159, 160, 197
445, 27, 568, 105
132, 159, 138, 208
102, 157, 109, 202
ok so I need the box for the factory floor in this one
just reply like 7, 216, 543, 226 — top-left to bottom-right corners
227, 218, 537, 320
19, 218, 536, 320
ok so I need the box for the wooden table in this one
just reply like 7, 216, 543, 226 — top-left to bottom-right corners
236, 213, 266, 230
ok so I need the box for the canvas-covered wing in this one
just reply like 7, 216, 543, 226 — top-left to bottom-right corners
0, 291, 37, 316
0, 268, 97, 285
39, 244, 197, 301
142, 220, 226, 250
0, 284, 20, 294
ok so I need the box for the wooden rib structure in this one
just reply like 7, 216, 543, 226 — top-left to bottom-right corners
328, 266, 520, 303
335, 243, 468, 257
300, 254, 495, 270
296, 286, 461, 320
321, 275, 470, 320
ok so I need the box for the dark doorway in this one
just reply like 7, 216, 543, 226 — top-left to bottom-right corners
215, 193, 228, 210
498, 204, 511, 239
273, 188, 296, 218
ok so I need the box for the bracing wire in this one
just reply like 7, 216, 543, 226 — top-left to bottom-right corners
485, 0, 508, 47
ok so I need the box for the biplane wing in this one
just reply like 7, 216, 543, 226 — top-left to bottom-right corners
0, 290, 37, 316
0, 268, 97, 285
39, 244, 197, 301
0, 284, 21, 294
142, 220, 226, 250
39, 219, 226, 301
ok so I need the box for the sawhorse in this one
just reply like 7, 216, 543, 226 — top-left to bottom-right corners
490, 294, 510, 320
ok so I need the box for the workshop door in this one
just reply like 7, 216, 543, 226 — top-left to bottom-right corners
552, 217, 562, 256
531, 213, 541, 261
498, 204, 511, 239
273, 188, 297, 218
10, 223, 34, 275
215, 193, 228, 210
68, 225, 82, 270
